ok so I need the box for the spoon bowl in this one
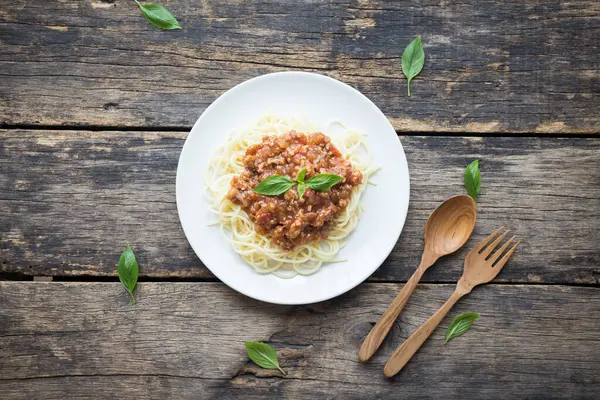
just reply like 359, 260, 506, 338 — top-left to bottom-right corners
424, 194, 477, 257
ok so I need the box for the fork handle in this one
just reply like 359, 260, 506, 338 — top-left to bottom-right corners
383, 289, 465, 377
358, 252, 437, 362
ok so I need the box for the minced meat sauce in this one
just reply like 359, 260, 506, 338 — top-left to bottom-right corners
227, 131, 363, 250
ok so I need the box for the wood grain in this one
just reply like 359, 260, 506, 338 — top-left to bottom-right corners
0, 282, 599, 399
0, 0, 598, 132
2, 130, 600, 283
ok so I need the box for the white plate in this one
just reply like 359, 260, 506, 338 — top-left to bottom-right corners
176, 72, 409, 305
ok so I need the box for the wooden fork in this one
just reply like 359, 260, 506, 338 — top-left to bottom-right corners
383, 227, 520, 377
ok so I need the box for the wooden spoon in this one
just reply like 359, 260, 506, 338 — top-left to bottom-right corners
358, 194, 477, 362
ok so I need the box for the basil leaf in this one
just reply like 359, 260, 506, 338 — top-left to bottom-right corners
135, 1, 181, 30
445, 312, 480, 344
253, 175, 295, 196
117, 245, 139, 304
464, 159, 481, 201
401, 36, 425, 96
306, 174, 344, 191
244, 341, 286, 375
297, 168, 307, 184
297, 182, 306, 199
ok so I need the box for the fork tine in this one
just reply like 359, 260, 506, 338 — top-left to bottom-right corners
481, 230, 509, 258
492, 240, 520, 269
488, 236, 516, 264
475, 226, 505, 252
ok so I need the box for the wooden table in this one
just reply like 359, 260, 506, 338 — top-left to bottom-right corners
1, 1, 599, 398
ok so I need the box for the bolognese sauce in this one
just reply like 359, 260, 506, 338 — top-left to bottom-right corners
227, 131, 363, 250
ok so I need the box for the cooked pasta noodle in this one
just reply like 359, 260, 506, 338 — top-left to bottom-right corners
205, 113, 378, 278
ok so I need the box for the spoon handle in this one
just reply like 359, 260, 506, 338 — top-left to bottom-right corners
358, 252, 437, 362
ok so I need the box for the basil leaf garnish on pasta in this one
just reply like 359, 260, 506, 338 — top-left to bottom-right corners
253, 175, 295, 196
306, 174, 344, 191
297, 168, 307, 184
254, 170, 343, 197
297, 182, 307, 199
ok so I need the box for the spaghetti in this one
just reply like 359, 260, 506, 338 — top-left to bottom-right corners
205, 114, 377, 278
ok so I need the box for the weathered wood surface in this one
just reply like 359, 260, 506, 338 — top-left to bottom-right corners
0, 282, 599, 399
2, 130, 599, 283
1, 0, 599, 133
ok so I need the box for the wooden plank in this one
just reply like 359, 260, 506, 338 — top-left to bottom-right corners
0, 1, 598, 133
2, 130, 600, 283
0, 282, 599, 399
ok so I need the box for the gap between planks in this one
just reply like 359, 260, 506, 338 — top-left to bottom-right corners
1, 124, 600, 138
6, 275, 600, 289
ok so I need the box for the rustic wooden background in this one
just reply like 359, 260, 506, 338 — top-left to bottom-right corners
1, 1, 599, 399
